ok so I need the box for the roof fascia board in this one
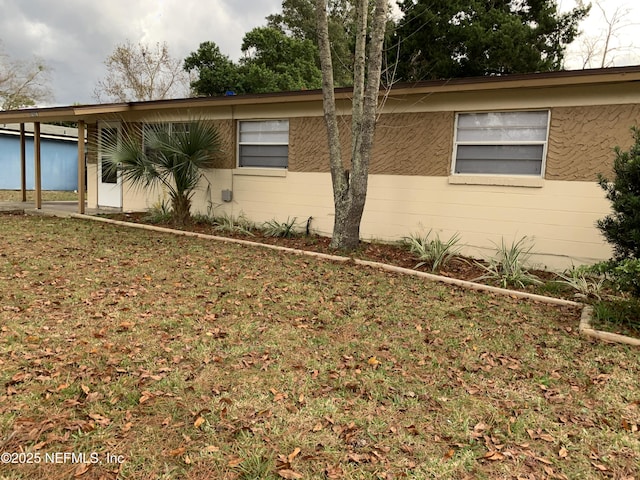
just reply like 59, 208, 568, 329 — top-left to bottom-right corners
1, 66, 639, 123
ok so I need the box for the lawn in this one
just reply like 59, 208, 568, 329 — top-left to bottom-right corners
0, 190, 78, 202
0, 215, 638, 479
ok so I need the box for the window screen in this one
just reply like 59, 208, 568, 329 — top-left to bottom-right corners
453, 111, 549, 176
238, 120, 289, 168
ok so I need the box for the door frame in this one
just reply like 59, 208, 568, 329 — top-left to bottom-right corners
97, 121, 122, 208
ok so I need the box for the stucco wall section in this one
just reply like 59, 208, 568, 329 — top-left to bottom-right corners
86, 123, 98, 165
373, 112, 452, 176
211, 119, 235, 169
547, 105, 640, 181
289, 112, 452, 176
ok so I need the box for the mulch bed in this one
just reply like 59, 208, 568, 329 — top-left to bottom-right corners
104, 212, 547, 284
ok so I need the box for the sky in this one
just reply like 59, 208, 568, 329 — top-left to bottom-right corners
0, 0, 639, 107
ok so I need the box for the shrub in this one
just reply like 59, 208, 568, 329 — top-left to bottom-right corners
475, 236, 541, 289
596, 127, 640, 297
262, 217, 301, 238
144, 199, 173, 224
213, 213, 255, 236
591, 258, 640, 297
555, 265, 605, 300
403, 230, 462, 272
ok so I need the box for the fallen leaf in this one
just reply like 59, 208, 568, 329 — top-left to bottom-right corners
287, 447, 301, 462
194, 417, 205, 429
483, 451, 505, 461
169, 447, 186, 457
368, 356, 380, 366
204, 445, 220, 453
325, 465, 343, 479
278, 469, 303, 479
539, 433, 554, 442
312, 422, 323, 432
74, 463, 90, 477
558, 447, 568, 458
228, 456, 243, 467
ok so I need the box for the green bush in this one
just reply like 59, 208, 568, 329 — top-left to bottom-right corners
591, 258, 640, 297
596, 126, 640, 296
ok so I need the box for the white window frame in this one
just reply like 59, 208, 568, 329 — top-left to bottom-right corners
237, 119, 289, 169
451, 110, 550, 181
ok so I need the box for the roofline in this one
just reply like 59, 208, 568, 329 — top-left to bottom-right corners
1, 65, 639, 123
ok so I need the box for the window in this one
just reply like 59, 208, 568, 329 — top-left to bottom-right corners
452, 111, 549, 176
238, 120, 288, 168
143, 122, 188, 154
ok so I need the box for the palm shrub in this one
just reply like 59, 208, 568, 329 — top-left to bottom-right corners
595, 127, 640, 296
104, 120, 222, 226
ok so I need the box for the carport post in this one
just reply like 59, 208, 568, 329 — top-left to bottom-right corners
77, 120, 85, 214
34, 122, 42, 209
19, 123, 26, 202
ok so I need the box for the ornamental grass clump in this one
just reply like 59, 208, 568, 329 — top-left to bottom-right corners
475, 236, 542, 289
403, 230, 463, 272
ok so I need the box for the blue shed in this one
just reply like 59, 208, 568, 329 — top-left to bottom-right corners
0, 123, 80, 191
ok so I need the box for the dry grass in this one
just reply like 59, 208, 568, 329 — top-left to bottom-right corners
0, 215, 638, 480
0, 190, 78, 202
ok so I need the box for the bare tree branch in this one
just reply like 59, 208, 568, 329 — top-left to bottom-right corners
94, 41, 189, 102
0, 42, 52, 110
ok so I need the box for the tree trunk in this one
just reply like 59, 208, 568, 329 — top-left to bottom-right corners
172, 193, 191, 226
316, 0, 388, 251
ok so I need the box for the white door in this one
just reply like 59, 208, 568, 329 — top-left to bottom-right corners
98, 123, 122, 208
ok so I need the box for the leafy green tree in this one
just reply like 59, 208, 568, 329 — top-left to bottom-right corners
238, 27, 322, 92
184, 28, 322, 95
105, 120, 221, 226
183, 41, 240, 96
393, 0, 590, 82
267, 0, 355, 86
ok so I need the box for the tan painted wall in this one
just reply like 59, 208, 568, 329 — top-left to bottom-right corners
86, 163, 98, 208
187, 169, 611, 270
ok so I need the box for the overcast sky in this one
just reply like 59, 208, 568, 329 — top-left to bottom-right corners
0, 0, 639, 107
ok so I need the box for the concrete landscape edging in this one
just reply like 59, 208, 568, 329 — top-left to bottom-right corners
23, 209, 640, 347
579, 306, 640, 347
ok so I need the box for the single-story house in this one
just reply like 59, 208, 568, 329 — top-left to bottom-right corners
1, 66, 639, 270
0, 123, 80, 190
